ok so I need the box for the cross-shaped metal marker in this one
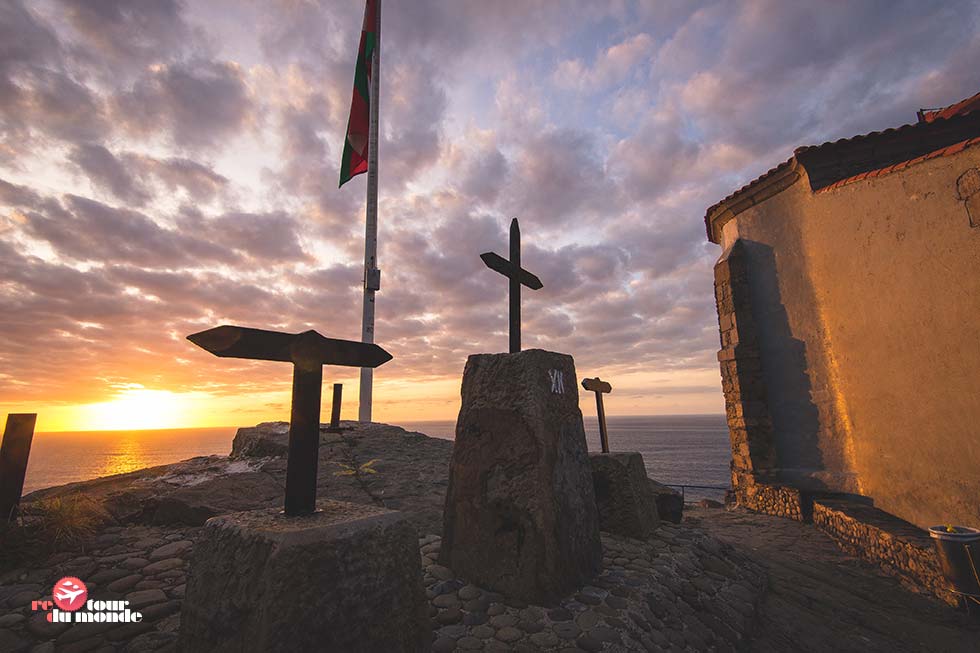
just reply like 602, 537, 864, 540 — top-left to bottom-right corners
582, 377, 612, 453
187, 325, 392, 516
480, 218, 543, 353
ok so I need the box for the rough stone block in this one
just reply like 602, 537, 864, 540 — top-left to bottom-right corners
440, 349, 602, 604
178, 500, 429, 653
231, 422, 290, 458
649, 479, 684, 524
590, 452, 660, 538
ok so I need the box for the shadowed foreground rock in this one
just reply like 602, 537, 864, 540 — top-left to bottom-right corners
178, 500, 428, 653
440, 349, 602, 604
650, 478, 684, 524
590, 452, 660, 538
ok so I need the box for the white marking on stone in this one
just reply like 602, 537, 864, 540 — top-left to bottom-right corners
549, 369, 564, 394
153, 458, 262, 487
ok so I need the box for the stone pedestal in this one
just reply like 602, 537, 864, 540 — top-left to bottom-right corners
177, 500, 429, 653
590, 452, 660, 539
440, 349, 602, 603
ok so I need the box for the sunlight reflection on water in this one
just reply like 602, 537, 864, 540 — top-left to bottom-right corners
23, 427, 237, 494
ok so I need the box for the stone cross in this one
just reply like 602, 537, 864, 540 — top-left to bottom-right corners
480, 218, 543, 353
0, 413, 36, 523
187, 325, 392, 515
581, 377, 612, 453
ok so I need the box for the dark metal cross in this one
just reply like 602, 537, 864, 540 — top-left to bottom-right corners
480, 218, 543, 353
187, 325, 392, 516
582, 377, 612, 453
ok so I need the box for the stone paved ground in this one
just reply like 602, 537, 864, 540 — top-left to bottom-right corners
421, 522, 766, 653
3, 507, 978, 651
0, 524, 195, 652
4, 423, 978, 652
0, 518, 765, 652
686, 505, 980, 652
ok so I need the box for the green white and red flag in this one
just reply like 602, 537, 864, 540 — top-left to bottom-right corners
339, 0, 378, 187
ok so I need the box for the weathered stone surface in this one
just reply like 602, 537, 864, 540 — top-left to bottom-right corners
0, 629, 29, 653
178, 499, 429, 653
441, 349, 602, 604
230, 422, 290, 458
812, 497, 954, 604
125, 589, 167, 609
590, 452, 660, 539
149, 540, 193, 560
649, 479, 684, 524
23, 422, 452, 534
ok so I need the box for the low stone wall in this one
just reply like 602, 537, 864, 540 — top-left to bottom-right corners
729, 475, 808, 522
812, 497, 957, 606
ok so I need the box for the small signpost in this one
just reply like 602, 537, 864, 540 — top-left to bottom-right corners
324, 383, 350, 433
481, 218, 543, 353
187, 325, 392, 515
0, 413, 37, 523
581, 377, 612, 453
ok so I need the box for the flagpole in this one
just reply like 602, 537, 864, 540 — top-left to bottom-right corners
358, 0, 381, 423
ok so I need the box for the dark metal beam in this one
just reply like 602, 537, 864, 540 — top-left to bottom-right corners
0, 413, 37, 523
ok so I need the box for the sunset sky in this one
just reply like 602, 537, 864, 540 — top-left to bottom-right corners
2, 1, 978, 432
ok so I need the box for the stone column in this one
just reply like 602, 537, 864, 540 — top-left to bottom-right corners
440, 349, 602, 604
178, 500, 429, 653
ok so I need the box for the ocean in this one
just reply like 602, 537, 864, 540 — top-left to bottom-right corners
21, 415, 731, 502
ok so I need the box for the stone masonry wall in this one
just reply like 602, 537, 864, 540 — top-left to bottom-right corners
731, 476, 808, 522
714, 239, 781, 514
812, 498, 956, 606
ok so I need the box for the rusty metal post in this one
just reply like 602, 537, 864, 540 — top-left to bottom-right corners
595, 391, 609, 454
329, 383, 343, 429
509, 218, 521, 353
582, 378, 613, 454
284, 364, 323, 516
1, 413, 37, 523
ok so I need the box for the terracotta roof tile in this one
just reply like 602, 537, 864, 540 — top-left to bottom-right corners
918, 91, 980, 123
704, 92, 980, 242
813, 135, 980, 194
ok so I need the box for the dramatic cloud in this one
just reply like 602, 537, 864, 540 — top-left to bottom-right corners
53, 0, 197, 67
113, 60, 253, 150
69, 143, 152, 206
1, 0, 979, 428
553, 33, 654, 92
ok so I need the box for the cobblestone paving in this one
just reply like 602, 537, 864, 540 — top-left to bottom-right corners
1, 518, 764, 652
422, 521, 766, 652
0, 525, 195, 652
688, 505, 980, 652
4, 505, 976, 651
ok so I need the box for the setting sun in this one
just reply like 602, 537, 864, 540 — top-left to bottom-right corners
76, 389, 187, 431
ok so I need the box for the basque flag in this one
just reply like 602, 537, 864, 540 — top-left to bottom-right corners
339, 0, 377, 188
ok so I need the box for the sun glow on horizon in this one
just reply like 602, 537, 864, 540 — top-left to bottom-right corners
76, 389, 188, 431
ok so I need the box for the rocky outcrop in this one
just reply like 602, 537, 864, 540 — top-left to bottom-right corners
230, 422, 290, 457
24, 422, 453, 534
440, 350, 602, 604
